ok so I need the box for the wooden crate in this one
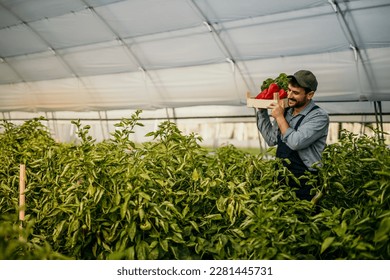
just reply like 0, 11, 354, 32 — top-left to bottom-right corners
246, 92, 288, 108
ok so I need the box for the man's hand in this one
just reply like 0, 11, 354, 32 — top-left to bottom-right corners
268, 101, 284, 119
268, 96, 285, 119
268, 98, 289, 135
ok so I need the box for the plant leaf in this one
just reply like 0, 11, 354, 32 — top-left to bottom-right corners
321, 237, 335, 254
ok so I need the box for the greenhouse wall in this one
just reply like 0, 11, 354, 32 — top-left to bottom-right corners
1, 114, 388, 149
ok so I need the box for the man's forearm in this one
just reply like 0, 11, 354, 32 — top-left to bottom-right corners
275, 115, 289, 136
256, 109, 278, 146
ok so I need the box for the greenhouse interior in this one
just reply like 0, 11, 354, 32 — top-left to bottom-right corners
1, 0, 389, 261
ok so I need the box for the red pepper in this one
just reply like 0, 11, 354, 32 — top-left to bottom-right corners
267, 83, 280, 95
279, 88, 287, 99
256, 89, 267, 99
264, 83, 279, 99
256, 88, 268, 99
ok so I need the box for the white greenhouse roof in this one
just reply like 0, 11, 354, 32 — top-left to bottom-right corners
0, 0, 389, 118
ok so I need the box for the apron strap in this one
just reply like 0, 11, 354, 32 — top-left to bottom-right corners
294, 105, 319, 130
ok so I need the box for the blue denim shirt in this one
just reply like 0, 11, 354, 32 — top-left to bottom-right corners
256, 100, 329, 170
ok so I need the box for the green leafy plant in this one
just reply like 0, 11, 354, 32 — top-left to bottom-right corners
0, 115, 389, 260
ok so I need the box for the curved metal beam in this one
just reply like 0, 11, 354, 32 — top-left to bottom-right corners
81, 3, 172, 106
329, 1, 379, 98
0, 56, 26, 84
188, 0, 256, 95
329, 0, 385, 134
0, 3, 29, 83
0, 2, 82, 83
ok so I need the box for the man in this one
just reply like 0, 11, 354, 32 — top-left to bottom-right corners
256, 70, 329, 200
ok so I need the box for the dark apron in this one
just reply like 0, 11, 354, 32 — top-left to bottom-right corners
276, 105, 319, 200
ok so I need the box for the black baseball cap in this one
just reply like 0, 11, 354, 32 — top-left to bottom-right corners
288, 70, 318, 92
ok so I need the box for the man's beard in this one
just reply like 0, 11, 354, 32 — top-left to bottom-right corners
288, 98, 306, 108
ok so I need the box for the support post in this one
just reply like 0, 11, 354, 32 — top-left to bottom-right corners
19, 164, 26, 237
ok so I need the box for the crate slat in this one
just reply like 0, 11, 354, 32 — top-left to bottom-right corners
246, 92, 288, 108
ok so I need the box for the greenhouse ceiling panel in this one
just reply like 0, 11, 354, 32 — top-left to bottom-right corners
0, 0, 389, 115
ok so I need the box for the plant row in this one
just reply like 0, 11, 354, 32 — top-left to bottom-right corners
0, 112, 389, 259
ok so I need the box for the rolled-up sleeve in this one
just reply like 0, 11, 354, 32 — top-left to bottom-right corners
256, 109, 278, 146
281, 111, 329, 151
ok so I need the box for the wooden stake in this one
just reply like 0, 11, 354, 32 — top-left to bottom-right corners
19, 164, 26, 227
